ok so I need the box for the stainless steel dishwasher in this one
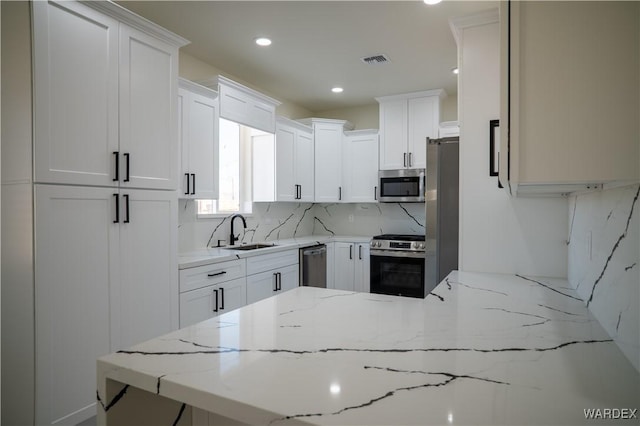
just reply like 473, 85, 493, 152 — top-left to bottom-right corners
299, 245, 327, 288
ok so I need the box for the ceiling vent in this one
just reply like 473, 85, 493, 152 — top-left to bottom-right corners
360, 54, 391, 65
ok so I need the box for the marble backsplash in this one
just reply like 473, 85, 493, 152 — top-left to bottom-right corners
568, 183, 639, 371
178, 200, 426, 252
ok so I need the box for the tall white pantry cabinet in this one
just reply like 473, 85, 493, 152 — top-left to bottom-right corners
31, 1, 188, 425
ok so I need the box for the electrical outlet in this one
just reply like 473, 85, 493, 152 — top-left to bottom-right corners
348, 214, 354, 223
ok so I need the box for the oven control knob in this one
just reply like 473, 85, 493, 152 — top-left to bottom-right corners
412, 242, 418, 249
419, 243, 425, 249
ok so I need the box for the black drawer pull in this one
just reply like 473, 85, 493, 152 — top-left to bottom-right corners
208, 271, 227, 278
213, 289, 218, 312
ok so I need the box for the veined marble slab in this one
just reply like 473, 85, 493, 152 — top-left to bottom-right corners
97, 271, 640, 425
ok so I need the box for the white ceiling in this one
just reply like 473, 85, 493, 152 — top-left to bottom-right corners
117, 1, 498, 112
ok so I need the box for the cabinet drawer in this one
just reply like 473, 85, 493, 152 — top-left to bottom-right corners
179, 259, 246, 293
246, 249, 298, 275
179, 277, 246, 327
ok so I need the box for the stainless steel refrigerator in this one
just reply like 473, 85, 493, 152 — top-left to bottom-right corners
425, 137, 459, 293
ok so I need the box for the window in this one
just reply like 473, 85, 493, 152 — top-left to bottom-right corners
197, 119, 271, 217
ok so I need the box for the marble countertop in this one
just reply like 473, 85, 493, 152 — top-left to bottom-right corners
97, 271, 640, 425
178, 235, 372, 269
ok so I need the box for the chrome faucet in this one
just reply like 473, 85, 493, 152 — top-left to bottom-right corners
229, 214, 247, 245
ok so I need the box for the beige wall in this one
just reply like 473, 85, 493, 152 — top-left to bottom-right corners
1, 2, 35, 425
179, 52, 313, 120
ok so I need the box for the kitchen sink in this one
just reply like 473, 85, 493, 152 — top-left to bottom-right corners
224, 243, 276, 251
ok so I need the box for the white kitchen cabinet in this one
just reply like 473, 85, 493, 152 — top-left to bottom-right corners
246, 250, 299, 304
299, 118, 354, 203
32, 0, 119, 187
343, 130, 379, 203
32, 0, 186, 190
499, 1, 639, 196
333, 242, 370, 292
246, 264, 298, 304
30, 2, 186, 424
325, 242, 335, 289
179, 259, 247, 327
34, 184, 178, 425
216, 75, 281, 133
179, 278, 246, 328
376, 90, 445, 170
178, 79, 219, 199
116, 189, 179, 349
253, 117, 314, 202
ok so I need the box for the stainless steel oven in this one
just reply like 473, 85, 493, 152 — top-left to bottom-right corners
369, 234, 427, 298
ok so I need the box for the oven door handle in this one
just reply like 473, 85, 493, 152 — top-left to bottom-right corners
370, 250, 426, 259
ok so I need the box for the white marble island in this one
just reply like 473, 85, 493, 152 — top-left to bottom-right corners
97, 271, 639, 425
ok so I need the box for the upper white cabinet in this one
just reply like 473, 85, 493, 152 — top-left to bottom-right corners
216, 75, 281, 133
178, 79, 219, 199
343, 130, 379, 203
299, 118, 354, 203
500, 1, 639, 196
376, 90, 445, 170
32, 0, 187, 190
253, 117, 314, 202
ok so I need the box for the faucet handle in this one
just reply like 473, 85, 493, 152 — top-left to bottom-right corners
216, 239, 226, 247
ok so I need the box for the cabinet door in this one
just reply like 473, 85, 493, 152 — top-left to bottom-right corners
314, 123, 344, 202
32, 0, 119, 187
354, 243, 370, 293
325, 242, 335, 289
117, 189, 178, 349
378, 100, 407, 170
407, 97, 439, 170
296, 130, 315, 202
278, 264, 300, 293
34, 185, 119, 425
343, 133, 379, 203
178, 88, 190, 196
188, 91, 219, 199
217, 278, 247, 314
179, 284, 218, 328
246, 270, 280, 304
275, 124, 296, 201
119, 25, 178, 190
333, 242, 355, 291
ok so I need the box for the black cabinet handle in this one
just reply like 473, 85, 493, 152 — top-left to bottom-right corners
185, 173, 190, 195
277, 272, 282, 291
409, 152, 413, 167
298, 185, 302, 199
273, 273, 278, 292
349, 244, 353, 260
219, 287, 224, 310
207, 271, 227, 278
191, 174, 196, 195
213, 289, 218, 312
404, 152, 407, 167
123, 153, 130, 182
123, 194, 130, 223
339, 187, 342, 201
374, 186, 377, 201
113, 194, 119, 223
359, 245, 362, 260
113, 152, 119, 182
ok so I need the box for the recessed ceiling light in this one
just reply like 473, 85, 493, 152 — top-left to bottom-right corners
255, 37, 272, 47
452, 67, 459, 75
331, 87, 344, 93
423, 0, 442, 4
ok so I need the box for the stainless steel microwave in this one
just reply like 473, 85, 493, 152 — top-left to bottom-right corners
378, 169, 425, 203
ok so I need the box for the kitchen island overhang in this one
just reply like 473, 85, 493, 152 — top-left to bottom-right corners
97, 272, 640, 425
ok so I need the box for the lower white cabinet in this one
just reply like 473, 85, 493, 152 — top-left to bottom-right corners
34, 184, 178, 425
179, 278, 246, 327
333, 242, 370, 293
246, 249, 299, 304
246, 264, 298, 304
178, 259, 247, 327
